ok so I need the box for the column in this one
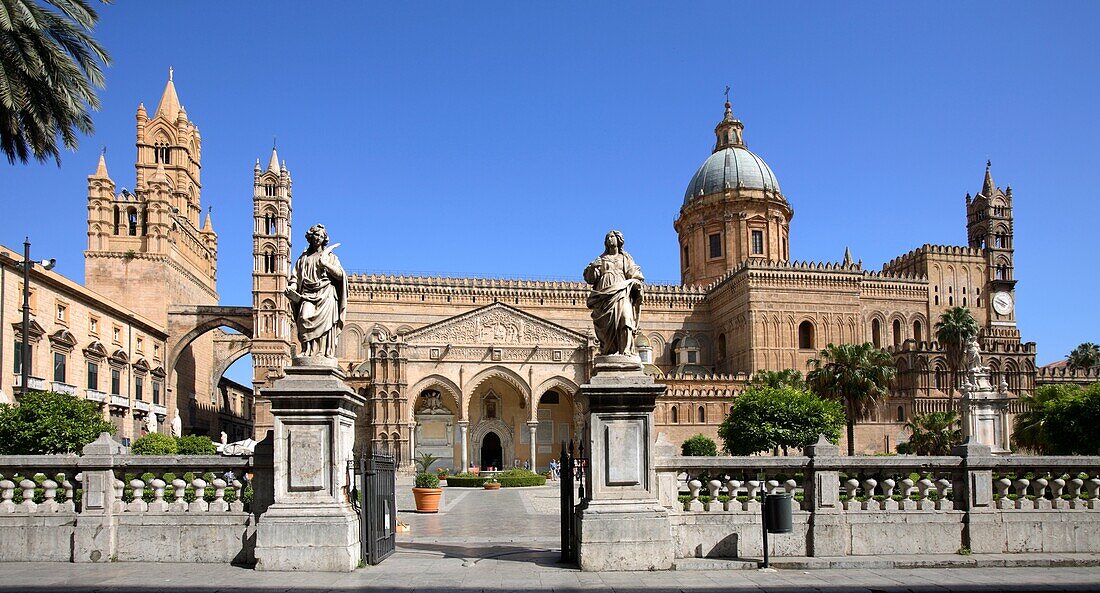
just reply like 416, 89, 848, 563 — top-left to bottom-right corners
527, 421, 538, 471
408, 421, 417, 464
458, 420, 469, 471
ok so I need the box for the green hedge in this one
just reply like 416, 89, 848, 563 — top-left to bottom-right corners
499, 475, 546, 487
444, 475, 488, 487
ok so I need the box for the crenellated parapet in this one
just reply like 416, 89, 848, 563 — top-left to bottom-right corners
1037, 365, 1100, 386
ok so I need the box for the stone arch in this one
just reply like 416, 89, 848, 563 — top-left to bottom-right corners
166, 307, 253, 384
469, 418, 515, 469
465, 365, 531, 414
534, 376, 579, 400
341, 324, 363, 361
407, 375, 462, 421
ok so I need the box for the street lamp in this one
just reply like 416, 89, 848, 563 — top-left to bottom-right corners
20, 238, 55, 395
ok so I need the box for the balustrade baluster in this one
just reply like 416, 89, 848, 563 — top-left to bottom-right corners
1087, 478, 1100, 510
60, 475, 75, 512
127, 479, 147, 512
725, 479, 742, 511
995, 477, 1013, 510
881, 478, 899, 511
170, 479, 188, 512
230, 479, 245, 512
40, 479, 59, 513
19, 479, 36, 513
0, 480, 14, 513
843, 478, 860, 511
916, 477, 935, 510
1051, 477, 1068, 510
784, 478, 800, 511
1013, 478, 1033, 510
210, 478, 229, 512
1033, 477, 1052, 510
189, 478, 209, 512
935, 478, 953, 511
148, 478, 168, 512
861, 478, 878, 511
745, 480, 762, 512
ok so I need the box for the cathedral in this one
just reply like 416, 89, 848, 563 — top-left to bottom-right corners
52, 74, 1043, 461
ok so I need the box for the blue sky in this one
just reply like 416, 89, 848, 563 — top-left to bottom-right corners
1, 2, 1098, 383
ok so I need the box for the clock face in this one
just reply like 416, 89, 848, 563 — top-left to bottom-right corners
992, 291, 1014, 315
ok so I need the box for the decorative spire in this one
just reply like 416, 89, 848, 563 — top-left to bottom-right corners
202, 207, 214, 233
843, 246, 852, 267
254, 158, 261, 171
981, 160, 995, 196
154, 68, 182, 120
267, 146, 280, 173
713, 90, 745, 152
93, 150, 110, 179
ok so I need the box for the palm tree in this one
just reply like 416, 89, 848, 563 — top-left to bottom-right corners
0, 0, 111, 165
747, 368, 806, 390
806, 342, 896, 456
1011, 384, 1077, 454
903, 411, 962, 455
1067, 342, 1100, 371
934, 307, 979, 408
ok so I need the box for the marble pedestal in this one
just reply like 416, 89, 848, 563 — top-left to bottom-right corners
254, 358, 366, 572
575, 356, 672, 571
960, 370, 1011, 454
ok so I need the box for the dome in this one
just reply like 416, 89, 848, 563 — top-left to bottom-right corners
683, 146, 781, 205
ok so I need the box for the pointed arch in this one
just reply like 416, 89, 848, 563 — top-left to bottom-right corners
465, 365, 531, 414
406, 374, 462, 421
534, 376, 579, 400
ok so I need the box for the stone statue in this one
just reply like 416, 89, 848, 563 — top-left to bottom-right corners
417, 391, 449, 415
286, 224, 347, 358
964, 335, 984, 374
584, 230, 644, 357
144, 412, 158, 435
220, 431, 228, 445
170, 414, 182, 437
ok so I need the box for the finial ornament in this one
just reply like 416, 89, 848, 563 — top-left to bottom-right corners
168, 66, 173, 82
986, 159, 991, 169
724, 85, 730, 103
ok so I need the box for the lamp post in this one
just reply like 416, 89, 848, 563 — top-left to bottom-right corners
20, 238, 55, 394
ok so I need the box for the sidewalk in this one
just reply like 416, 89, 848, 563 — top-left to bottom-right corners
1, 555, 1099, 592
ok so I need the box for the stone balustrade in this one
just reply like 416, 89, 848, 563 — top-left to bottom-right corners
0, 433, 267, 564
655, 437, 1100, 560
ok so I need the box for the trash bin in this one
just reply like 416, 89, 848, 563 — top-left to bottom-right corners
763, 493, 792, 534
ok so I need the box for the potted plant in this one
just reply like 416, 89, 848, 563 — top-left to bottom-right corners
413, 471, 443, 512
483, 477, 501, 491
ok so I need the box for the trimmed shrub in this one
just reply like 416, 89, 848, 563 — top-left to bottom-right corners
445, 472, 488, 487
497, 468, 546, 488
177, 435, 217, 455
131, 433, 179, 455
681, 434, 718, 456
414, 472, 441, 489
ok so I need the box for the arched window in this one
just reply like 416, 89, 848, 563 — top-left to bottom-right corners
264, 184, 277, 197
871, 319, 881, 347
913, 320, 923, 343
264, 212, 276, 235
670, 406, 678, 424
113, 206, 120, 234
798, 321, 814, 350
127, 207, 138, 236
697, 405, 705, 424
896, 406, 905, 422
892, 319, 902, 347
670, 338, 681, 366
263, 248, 276, 273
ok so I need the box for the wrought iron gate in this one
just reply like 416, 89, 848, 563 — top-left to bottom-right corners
353, 451, 396, 565
560, 439, 585, 564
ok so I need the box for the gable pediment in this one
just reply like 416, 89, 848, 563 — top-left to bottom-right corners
405, 302, 586, 348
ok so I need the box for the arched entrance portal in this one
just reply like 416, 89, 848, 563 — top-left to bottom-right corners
480, 432, 503, 470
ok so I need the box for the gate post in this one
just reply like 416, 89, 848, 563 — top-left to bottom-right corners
254, 359, 366, 572
574, 357, 672, 571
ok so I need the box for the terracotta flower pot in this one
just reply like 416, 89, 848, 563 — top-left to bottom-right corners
484, 482, 501, 490
413, 487, 443, 513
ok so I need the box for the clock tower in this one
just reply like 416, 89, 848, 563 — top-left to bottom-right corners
966, 161, 1019, 344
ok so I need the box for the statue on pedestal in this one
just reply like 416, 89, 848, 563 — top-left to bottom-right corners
286, 224, 347, 359
583, 230, 645, 357
170, 414, 182, 437
144, 411, 158, 435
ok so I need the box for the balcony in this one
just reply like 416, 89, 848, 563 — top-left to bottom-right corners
12, 375, 47, 391
51, 382, 77, 395
152, 404, 167, 416
109, 394, 129, 408
134, 400, 151, 413
86, 389, 107, 403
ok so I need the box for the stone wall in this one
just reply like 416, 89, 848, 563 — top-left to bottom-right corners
655, 439, 1100, 560
0, 435, 260, 565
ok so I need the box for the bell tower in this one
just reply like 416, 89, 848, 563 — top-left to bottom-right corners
251, 148, 294, 437
966, 161, 1019, 342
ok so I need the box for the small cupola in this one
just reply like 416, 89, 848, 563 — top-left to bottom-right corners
713, 101, 745, 152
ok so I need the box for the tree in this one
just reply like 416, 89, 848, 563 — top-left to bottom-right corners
806, 342, 896, 456
1067, 342, 1100, 371
718, 386, 844, 456
0, 0, 112, 165
747, 369, 806, 390
902, 411, 962, 455
0, 390, 114, 454
1013, 383, 1100, 455
681, 434, 718, 456
934, 307, 979, 407
131, 432, 178, 455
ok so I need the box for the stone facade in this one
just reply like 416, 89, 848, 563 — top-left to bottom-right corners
0, 246, 168, 443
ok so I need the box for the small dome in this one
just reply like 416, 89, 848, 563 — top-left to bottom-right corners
683, 146, 781, 205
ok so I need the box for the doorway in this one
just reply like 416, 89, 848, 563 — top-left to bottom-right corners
480, 432, 503, 470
